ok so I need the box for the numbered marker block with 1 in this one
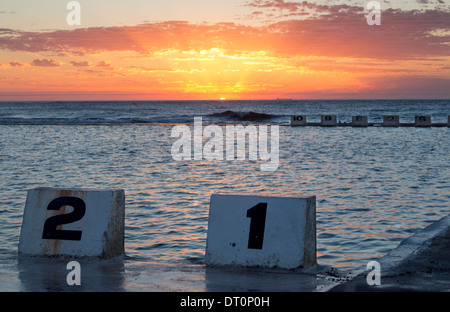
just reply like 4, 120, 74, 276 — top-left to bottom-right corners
18, 187, 125, 259
205, 194, 316, 269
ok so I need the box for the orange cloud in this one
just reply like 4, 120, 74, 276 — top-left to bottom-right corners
9, 61, 23, 67
70, 61, 90, 66
30, 58, 60, 67
0, 7, 447, 59
0, 5, 448, 100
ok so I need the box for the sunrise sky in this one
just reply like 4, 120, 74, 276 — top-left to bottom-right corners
0, 0, 449, 101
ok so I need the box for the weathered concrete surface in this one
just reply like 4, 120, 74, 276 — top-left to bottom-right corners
0, 253, 346, 292
2, 214, 449, 292
330, 214, 450, 292
205, 194, 317, 270
18, 188, 125, 259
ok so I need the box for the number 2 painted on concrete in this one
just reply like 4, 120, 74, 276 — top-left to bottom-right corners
246, 203, 267, 249
42, 197, 86, 241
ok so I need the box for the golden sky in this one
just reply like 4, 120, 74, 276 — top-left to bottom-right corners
0, 0, 449, 100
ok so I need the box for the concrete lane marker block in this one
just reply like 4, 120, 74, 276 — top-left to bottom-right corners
321, 115, 337, 126
205, 194, 316, 269
291, 115, 307, 126
352, 116, 368, 127
18, 187, 125, 259
382, 115, 400, 127
415, 115, 431, 127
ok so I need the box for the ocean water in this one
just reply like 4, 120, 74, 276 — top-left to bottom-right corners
0, 99, 448, 270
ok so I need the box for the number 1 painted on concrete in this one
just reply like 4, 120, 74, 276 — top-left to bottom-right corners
247, 203, 267, 249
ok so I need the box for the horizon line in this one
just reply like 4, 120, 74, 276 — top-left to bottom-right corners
1, 98, 449, 102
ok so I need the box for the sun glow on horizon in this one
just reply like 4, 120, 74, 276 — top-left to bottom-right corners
0, 1, 449, 100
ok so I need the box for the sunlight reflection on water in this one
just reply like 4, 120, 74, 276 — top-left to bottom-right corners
0, 124, 448, 270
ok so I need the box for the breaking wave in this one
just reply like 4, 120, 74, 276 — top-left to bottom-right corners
208, 110, 276, 121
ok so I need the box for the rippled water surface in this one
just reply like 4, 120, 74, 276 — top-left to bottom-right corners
0, 100, 448, 270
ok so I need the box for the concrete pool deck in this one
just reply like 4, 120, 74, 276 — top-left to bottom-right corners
330, 214, 450, 292
0, 214, 449, 293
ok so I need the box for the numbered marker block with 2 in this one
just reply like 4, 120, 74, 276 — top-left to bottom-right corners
18, 187, 125, 259
383, 115, 400, 127
205, 194, 316, 269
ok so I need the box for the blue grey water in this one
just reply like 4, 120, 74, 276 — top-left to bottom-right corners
0, 99, 448, 270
